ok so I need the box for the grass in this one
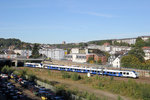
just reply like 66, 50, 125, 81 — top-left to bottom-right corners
13, 67, 150, 100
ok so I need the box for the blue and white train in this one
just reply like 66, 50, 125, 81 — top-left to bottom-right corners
24, 63, 138, 78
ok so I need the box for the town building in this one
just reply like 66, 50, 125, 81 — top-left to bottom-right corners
14, 50, 32, 57
39, 48, 67, 60
112, 36, 150, 45
142, 47, 150, 60
65, 48, 107, 64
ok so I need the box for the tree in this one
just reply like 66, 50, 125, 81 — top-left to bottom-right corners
145, 38, 150, 46
121, 55, 141, 68
128, 48, 145, 62
135, 37, 146, 48
97, 59, 102, 64
87, 57, 95, 63
30, 43, 41, 58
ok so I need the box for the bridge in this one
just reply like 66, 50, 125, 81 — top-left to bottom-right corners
0, 57, 44, 67
12, 58, 44, 67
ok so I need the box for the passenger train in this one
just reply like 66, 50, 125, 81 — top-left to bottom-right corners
24, 63, 138, 78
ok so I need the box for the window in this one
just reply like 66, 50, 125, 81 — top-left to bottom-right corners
120, 72, 122, 74
127, 73, 129, 75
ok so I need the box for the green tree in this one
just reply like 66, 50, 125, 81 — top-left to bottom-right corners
121, 55, 141, 68
135, 37, 146, 48
97, 59, 102, 64
128, 47, 145, 62
31, 43, 41, 58
145, 38, 150, 46
87, 57, 95, 63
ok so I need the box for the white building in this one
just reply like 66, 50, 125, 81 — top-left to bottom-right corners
65, 54, 86, 63
112, 36, 150, 45
88, 44, 111, 52
109, 55, 122, 68
39, 48, 67, 60
110, 46, 131, 54
65, 48, 87, 63
140, 36, 150, 41
142, 47, 150, 60
14, 50, 32, 57
112, 57, 121, 68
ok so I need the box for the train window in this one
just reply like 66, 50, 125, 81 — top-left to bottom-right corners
98, 71, 100, 73
107, 72, 109, 74
114, 72, 116, 74
123, 72, 126, 74
127, 73, 129, 75
120, 72, 122, 74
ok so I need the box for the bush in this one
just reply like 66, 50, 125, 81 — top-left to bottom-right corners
1, 65, 9, 74
62, 71, 71, 79
28, 74, 37, 82
71, 73, 81, 81
1, 65, 15, 74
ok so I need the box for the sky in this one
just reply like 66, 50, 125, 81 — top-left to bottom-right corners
0, 0, 150, 44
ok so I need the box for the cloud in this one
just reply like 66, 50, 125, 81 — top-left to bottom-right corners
79, 12, 116, 18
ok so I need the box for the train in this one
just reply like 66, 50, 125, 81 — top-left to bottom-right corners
24, 62, 138, 78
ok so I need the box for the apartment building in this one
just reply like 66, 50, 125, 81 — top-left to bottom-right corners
39, 48, 67, 60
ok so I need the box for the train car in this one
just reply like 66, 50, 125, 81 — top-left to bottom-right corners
24, 63, 43, 68
25, 63, 138, 78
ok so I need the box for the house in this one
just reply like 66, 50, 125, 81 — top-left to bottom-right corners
142, 47, 150, 60
108, 52, 127, 68
112, 56, 121, 68
86, 53, 107, 64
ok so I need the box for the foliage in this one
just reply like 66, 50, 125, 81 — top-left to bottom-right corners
28, 74, 37, 82
88, 40, 112, 45
71, 72, 81, 81
97, 59, 102, 64
121, 55, 141, 68
61, 71, 71, 79
145, 38, 150, 46
1, 65, 15, 74
128, 47, 145, 62
91, 76, 150, 100
30, 43, 41, 58
87, 57, 95, 63
19, 69, 27, 78
113, 41, 130, 46
135, 37, 146, 48
0, 38, 32, 49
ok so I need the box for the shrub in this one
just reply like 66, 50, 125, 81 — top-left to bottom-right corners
28, 74, 37, 82
48, 70, 51, 76
1, 65, 9, 74
110, 76, 114, 81
71, 73, 81, 81
62, 71, 70, 79
1, 65, 15, 74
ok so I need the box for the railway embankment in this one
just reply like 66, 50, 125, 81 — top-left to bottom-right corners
44, 60, 150, 77
14, 66, 150, 100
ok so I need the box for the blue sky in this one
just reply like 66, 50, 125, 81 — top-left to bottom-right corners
0, 0, 150, 44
